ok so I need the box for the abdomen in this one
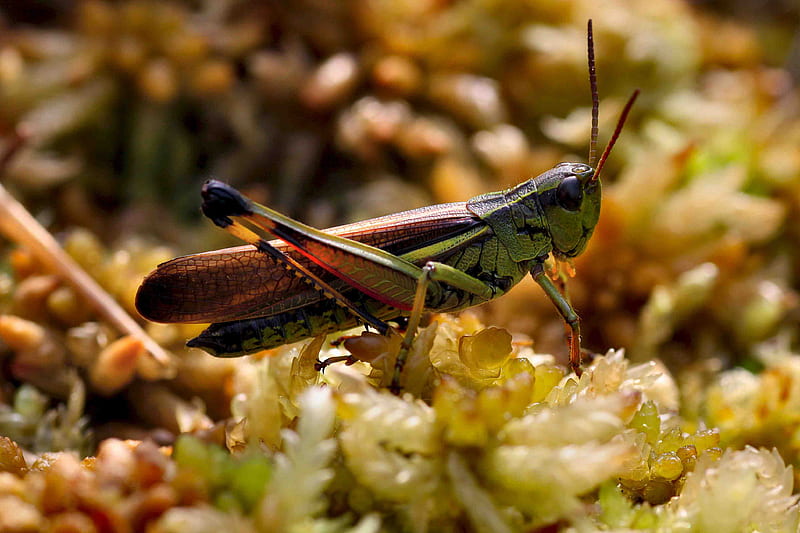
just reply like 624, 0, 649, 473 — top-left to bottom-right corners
187, 295, 401, 356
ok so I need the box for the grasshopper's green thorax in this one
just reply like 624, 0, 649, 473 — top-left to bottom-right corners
466, 183, 549, 262
466, 162, 600, 262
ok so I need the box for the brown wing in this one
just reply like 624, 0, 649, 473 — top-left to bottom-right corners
136, 202, 484, 323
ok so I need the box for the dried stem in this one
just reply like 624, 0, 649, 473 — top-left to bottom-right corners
0, 128, 174, 374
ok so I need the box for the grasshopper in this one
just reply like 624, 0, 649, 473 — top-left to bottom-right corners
136, 21, 638, 390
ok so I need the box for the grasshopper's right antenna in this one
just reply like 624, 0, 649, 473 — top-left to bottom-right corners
584, 19, 638, 184
590, 89, 639, 184
587, 19, 599, 167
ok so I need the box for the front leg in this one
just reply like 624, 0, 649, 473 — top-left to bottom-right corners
391, 261, 495, 393
530, 263, 583, 376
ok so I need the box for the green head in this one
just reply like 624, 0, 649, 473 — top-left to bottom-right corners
533, 72, 639, 258
468, 21, 637, 265
466, 91, 637, 264
538, 20, 637, 259
535, 162, 601, 258
531, 20, 637, 260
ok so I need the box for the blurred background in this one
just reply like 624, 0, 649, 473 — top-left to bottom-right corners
0, 0, 799, 446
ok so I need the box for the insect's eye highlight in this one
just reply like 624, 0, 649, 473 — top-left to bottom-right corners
571, 164, 591, 175
556, 176, 583, 211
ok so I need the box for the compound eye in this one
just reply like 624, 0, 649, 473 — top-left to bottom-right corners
556, 176, 583, 211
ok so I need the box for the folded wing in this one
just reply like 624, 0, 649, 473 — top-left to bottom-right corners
136, 203, 483, 323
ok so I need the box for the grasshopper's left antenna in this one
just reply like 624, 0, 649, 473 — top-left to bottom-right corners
587, 19, 599, 167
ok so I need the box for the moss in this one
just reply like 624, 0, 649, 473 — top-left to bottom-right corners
0, 1, 799, 531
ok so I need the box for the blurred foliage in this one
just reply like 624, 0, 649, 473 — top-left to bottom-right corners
0, 0, 798, 531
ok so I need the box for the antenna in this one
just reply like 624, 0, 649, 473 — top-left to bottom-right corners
590, 89, 639, 184
587, 20, 599, 167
